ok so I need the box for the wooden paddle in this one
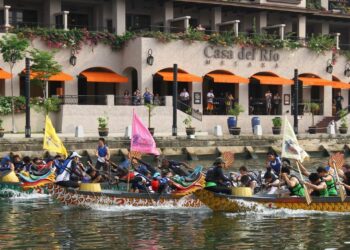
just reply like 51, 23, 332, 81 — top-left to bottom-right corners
222, 151, 234, 169
330, 153, 346, 202
296, 160, 312, 205
126, 151, 143, 192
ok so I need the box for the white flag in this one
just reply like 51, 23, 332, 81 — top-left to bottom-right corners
281, 117, 309, 163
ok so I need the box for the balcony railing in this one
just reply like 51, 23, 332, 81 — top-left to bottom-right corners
114, 96, 166, 106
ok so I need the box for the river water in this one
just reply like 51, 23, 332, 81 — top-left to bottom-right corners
1, 153, 350, 249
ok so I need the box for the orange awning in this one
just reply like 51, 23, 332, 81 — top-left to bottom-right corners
251, 75, 293, 85
331, 76, 350, 89
206, 73, 249, 84
156, 71, 202, 83
298, 77, 333, 86
21, 70, 74, 81
0, 68, 12, 79
81, 71, 128, 83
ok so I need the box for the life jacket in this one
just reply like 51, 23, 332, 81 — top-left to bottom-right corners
310, 181, 329, 197
97, 145, 108, 158
323, 175, 338, 196
151, 179, 160, 191
56, 159, 72, 175
269, 157, 282, 175
288, 175, 305, 197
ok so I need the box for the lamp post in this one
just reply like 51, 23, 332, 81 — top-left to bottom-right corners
172, 64, 178, 136
25, 57, 31, 138
293, 69, 299, 134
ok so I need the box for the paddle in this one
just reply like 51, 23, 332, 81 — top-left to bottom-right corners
296, 160, 312, 205
222, 151, 234, 168
329, 153, 346, 202
126, 151, 143, 192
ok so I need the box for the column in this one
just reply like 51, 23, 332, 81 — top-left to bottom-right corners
43, 0, 61, 28
256, 11, 267, 32
239, 84, 249, 115
321, 0, 328, 10
4, 5, 10, 30
164, 0, 174, 32
112, 0, 126, 35
323, 86, 332, 116
211, 7, 221, 32
321, 22, 329, 35
63, 11, 69, 31
297, 15, 306, 39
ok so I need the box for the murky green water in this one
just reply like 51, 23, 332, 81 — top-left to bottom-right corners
1, 197, 350, 249
1, 154, 349, 249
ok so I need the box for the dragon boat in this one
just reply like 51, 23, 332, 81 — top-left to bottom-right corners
195, 189, 350, 213
48, 167, 206, 208
0, 168, 56, 197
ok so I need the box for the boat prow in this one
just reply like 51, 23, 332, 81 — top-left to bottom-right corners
195, 189, 350, 213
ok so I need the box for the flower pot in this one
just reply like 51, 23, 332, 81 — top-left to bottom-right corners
309, 126, 317, 134
148, 127, 155, 136
272, 127, 281, 135
339, 126, 348, 134
186, 127, 196, 136
0, 129, 4, 138
98, 128, 109, 137
229, 127, 241, 135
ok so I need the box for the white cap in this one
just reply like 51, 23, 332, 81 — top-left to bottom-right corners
70, 152, 82, 158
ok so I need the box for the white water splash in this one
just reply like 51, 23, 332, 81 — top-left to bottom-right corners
0, 189, 49, 200
225, 199, 350, 217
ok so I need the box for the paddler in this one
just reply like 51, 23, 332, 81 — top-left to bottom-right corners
262, 171, 280, 194
299, 164, 337, 196
280, 166, 305, 197
266, 152, 282, 176
160, 158, 191, 177
205, 157, 232, 195
95, 138, 110, 171
0, 156, 15, 172
316, 166, 337, 196
304, 173, 329, 197
56, 152, 84, 188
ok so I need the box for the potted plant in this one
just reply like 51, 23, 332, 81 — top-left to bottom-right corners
183, 109, 195, 136
307, 102, 320, 134
98, 115, 109, 136
338, 109, 348, 134
0, 119, 4, 138
146, 104, 155, 136
227, 104, 244, 135
272, 117, 282, 135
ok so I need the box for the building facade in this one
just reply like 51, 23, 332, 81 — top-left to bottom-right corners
1, 0, 350, 134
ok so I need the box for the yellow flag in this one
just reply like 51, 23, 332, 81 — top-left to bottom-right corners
43, 115, 68, 158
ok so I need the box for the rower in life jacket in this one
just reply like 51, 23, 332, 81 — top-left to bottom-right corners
304, 172, 329, 197
205, 157, 232, 195
316, 166, 337, 196
0, 156, 15, 173
266, 152, 282, 176
280, 166, 305, 197
151, 172, 170, 194
56, 152, 84, 188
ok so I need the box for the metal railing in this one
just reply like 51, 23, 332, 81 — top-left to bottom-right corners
58, 95, 107, 105
114, 96, 166, 106
177, 100, 202, 121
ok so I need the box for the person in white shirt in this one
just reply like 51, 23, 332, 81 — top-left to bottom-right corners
179, 88, 190, 108
56, 152, 84, 188
207, 90, 215, 114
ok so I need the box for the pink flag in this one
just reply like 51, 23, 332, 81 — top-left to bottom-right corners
131, 111, 160, 155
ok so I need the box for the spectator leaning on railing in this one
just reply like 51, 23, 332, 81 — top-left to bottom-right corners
143, 88, 153, 105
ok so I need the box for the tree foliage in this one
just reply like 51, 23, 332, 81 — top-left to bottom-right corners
0, 34, 29, 67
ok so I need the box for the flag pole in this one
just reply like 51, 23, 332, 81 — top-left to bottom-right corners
293, 68, 299, 135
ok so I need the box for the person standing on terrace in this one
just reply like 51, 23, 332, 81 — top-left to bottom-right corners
335, 91, 344, 114
206, 89, 215, 114
143, 88, 153, 105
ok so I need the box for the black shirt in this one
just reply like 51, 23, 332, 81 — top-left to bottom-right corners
205, 166, 230, 184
